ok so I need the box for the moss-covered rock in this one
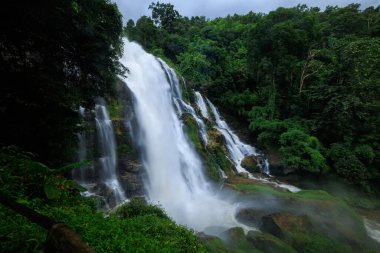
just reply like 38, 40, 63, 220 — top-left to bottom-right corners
207, 128, 225, 149
236, 208, 265, 228
220, 227, 262, 253
246, 231, 297, 253
181, 113, 223, 181
241, 155, 260, 173
197, 233, 229, 253
260, 213, 312, 239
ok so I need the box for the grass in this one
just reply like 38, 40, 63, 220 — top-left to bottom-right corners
234, 184, 336, 201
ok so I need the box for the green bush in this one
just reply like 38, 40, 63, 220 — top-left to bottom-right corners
279, 129, 328, 174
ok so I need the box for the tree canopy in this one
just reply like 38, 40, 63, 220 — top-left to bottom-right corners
0, 0, 124, 164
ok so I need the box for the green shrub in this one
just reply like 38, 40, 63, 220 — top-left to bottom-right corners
279, 129, 328, 174
0, 148, 205, 253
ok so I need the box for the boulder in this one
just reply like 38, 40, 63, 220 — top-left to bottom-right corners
246, 231, 297, 253
207, 129, 225, 149
220, 227, 246, 246
197, 232, 229, 253
241, 155, 259, 173
236, 208, 268, 227
238, 172, 249, 178
260, 212, 313, 239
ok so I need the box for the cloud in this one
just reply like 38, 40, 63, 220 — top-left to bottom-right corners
114, 0, 380, 21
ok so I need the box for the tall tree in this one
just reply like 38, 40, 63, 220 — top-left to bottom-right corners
149, 2, 181, 33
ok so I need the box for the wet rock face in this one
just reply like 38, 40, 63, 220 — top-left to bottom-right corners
236, 208, 268, 228
241, 155, 259, 173
112, 80, 145, 199
238, 172, 250, 178
207, 128, 225, 149
119, 160, 144, 197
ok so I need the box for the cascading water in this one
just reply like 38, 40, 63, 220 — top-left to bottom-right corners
95, 102, 126, 206
121, 40, 247, 233
179, 100, 208, 146
158, 60, 208, 146
207, 99, 258, 174
195, 91, 209, 119
205, 98, 302, 192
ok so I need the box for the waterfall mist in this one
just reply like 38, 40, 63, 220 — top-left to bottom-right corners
121, 40, 247, 233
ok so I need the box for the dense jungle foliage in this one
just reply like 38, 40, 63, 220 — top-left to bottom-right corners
126, 2, 380, 194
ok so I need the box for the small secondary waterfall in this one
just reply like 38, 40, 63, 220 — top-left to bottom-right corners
195, 91, 209, 119
207, 99, 258, 174
158, 60, 208, 146
121, 40, 245, 233
94, 103, 126, 206
179, 100, 208, 146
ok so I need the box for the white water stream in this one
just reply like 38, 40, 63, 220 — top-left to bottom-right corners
94, 103, 126, 206
195, 91, 210, 119
207, 99, 258, 174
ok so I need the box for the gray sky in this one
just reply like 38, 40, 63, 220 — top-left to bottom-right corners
114, 0, 380, 21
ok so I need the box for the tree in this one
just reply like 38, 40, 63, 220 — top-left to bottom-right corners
149, 2, 181, 33
279, 129, 328, 174
132, 16, 158, 50
0, 0, 124, 164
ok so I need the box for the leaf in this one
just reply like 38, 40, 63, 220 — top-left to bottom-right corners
29, 161, 51, 174
54, 160, 92, 175
43, 183, 60, 200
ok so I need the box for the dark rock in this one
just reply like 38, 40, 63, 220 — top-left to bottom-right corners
220, 227, 246, 245
260, 212, 313, 239
126, 160, 142, 173
207, 128, 225, 149
241, 155, 259, 173
238, 172, 249, 178
197, 232, 229, 253
246, 230, 297, 253
267, 151, 286, 175
236, 208, 269, 227
119, 172, 144, 197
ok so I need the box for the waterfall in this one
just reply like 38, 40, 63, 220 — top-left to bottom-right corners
263, 159, 270, 175
195, 91, 209, 119
204, 99, 302, 192
207, 99, 258, 174
121, 40, 247, 233
94, 102, 126, 206
178, 100, 208, 146
158, 60, 208, 146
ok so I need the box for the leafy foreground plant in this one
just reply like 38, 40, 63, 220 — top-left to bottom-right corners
0, 147, 205, 252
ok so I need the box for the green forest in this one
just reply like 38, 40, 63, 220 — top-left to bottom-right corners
1, 0, 380, 252
127, 2, 380, 194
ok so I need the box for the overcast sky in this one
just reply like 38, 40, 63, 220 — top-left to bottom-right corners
114, 0, 380, 22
